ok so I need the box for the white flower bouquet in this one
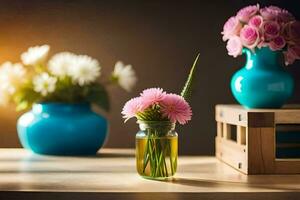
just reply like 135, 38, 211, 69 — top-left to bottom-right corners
0, 45, 137, 111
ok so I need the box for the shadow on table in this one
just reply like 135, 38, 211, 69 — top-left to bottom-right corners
161, 177, 300, 191
95, 152, 134, 158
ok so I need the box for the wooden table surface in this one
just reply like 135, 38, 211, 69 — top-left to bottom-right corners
0, 148, 299, 200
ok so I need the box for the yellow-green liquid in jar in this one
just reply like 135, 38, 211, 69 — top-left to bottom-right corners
136, 136, 178, 179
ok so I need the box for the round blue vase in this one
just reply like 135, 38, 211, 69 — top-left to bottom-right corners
231, 47, 294, 109
17, 103, 108, 155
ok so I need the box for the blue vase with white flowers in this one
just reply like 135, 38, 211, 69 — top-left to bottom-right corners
0, 44, 137, 155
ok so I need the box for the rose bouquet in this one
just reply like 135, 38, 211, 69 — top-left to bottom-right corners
122, 55, 199, 179
222, 4, 300, 65
0, 45, 137, 111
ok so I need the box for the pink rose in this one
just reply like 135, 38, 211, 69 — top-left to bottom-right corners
222, 16, 242, 41
284, 45, 300, 65
240, 25, 260, 49
226, 36, 243, 58
237, 4, 259, 23
260, 6, 294, 23
262, 21, 280, 41
283, 21, 300, 44
249, 15, 263, 28
260, 6, 282, 20
277, 9, 295, 23
269, 36, 286, 51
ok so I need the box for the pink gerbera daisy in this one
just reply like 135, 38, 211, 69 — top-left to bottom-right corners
140, 87, 166, 106
160, 94, 192, 125
122, 97, 147, 120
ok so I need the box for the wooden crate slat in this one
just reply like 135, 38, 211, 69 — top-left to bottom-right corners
275, 160, 300, 174
237, 126, 246, 145
217, 122, 222, 137
215, 137, 247, 173
275, 112, 300, 124
215, 105, 248, 126
223, 123, 231, 139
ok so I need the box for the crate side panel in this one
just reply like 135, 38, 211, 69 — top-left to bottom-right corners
215, 137, 247, 174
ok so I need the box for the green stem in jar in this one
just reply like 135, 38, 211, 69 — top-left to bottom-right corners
142, 139, 150, 173
168, 141, 174, 175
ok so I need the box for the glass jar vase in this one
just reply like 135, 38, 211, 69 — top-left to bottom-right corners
136, 121, 178, 179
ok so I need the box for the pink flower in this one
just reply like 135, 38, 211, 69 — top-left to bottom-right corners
222, 16, 242, 41
160, 94, 192, 125
269, 36, 286, 51
260, 6, 294, 23
237, 4, 259, 23
226, 36, 243, 57
277, 9, 295, 23
122, 97, 147, 120
260, 6, 282, 20
283, 21, 300, 44
262, 21, 280, 41
284, 45, 300, 65
140, 87, 166, 106
249, 15, 263, 28
240, 25, 260, 49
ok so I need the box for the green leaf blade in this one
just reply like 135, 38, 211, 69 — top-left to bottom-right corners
180, 53, 200, 101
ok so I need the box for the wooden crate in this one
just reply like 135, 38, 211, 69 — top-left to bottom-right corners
215, 104, 300, 174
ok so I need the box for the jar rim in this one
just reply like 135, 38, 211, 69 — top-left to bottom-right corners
137, 120, 175, 125
137, 120, 175, 130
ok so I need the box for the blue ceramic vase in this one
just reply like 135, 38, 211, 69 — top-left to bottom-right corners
231, 47, 294, 109
17, 103, 108, 155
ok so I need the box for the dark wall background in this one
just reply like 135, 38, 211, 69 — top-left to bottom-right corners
0, 0, 299, 155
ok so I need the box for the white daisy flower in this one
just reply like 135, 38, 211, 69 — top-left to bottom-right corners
0, 62, 26, 95
112, 61, 137, 92
69, 55, 101, 86
21, 45, 50, 66
33, 73, 57, 96
48, 52, 77, 77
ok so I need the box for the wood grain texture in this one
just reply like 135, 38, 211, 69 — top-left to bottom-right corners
247, 127, 275, 174
0, 148, 299, 200
216, 105, 300, 174
216, 104, 300, 124
248, 113, 274, 127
